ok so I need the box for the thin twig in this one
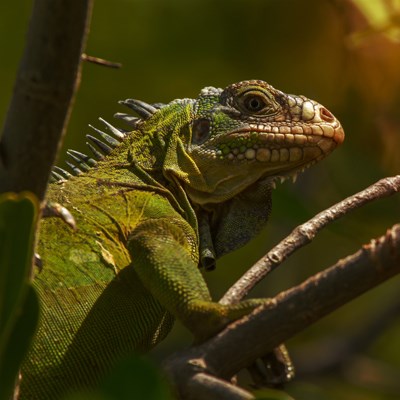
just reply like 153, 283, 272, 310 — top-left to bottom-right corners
81, 53, 122, 69
185, 373, 253, 400
220, 175, 400, 305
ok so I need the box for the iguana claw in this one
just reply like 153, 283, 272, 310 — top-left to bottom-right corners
247, 345, 295, 388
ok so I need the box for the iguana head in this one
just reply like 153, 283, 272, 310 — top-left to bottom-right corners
148, 80, 344, 205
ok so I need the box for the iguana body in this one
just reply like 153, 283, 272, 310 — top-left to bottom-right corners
20, 80, 344, 399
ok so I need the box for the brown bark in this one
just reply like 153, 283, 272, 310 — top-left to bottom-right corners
0, 0, 94, 201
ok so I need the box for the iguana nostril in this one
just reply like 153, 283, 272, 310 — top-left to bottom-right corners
320, 107, 335, 123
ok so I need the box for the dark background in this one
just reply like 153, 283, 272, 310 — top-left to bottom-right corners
2, 1, 400, 398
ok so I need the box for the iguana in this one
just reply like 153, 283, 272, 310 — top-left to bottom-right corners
20, 80, 344, 399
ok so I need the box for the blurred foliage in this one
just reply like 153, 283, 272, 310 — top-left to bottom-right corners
0, 193, 39, 400
1, 0, 400, 398
64, 356, 172, 400
254, 387, 295, 399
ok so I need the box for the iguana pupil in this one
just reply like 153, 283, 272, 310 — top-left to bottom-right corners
245, 95, 265, 112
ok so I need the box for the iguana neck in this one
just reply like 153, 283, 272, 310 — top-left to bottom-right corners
91, 130, 199, 236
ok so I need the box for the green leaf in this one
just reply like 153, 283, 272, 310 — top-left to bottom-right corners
0, 286, 39, 400
0, 192, 39, 400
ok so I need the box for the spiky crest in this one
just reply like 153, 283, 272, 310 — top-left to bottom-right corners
50, 98, 159, 182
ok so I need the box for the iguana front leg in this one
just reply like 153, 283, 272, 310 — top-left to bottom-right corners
128, 218, 265, 343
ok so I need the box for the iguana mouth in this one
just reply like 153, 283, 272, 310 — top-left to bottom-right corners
213, 122, 344, 165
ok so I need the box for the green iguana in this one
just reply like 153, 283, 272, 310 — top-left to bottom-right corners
20, 80, 344, 399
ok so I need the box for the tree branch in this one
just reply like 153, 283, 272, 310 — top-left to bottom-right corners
81, 53, 122, 69
165, 224, 400, 399
0, 0, 94, 201
220, 175, 400, 305
186, 373, 253, 400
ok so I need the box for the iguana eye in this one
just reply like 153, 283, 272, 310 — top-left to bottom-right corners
244, 95, 265, 112
241, 93, 270, 114
192, 118, 211, 144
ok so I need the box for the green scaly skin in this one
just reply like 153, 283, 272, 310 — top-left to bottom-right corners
20, 80, 344, 399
